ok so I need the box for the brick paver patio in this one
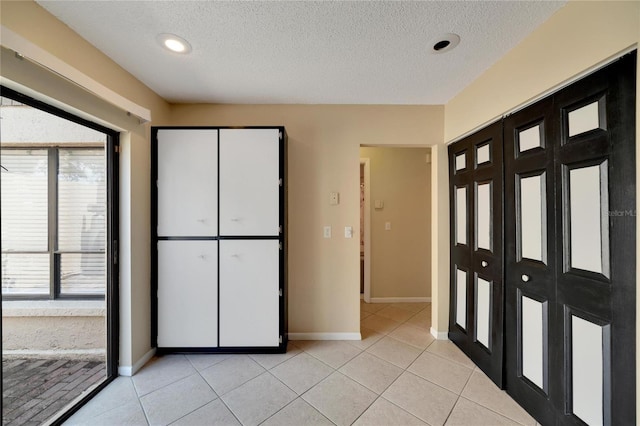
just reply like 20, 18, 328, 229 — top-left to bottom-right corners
2, 358, 106, 426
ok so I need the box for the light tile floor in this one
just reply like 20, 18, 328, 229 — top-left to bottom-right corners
66, 301, 539, 426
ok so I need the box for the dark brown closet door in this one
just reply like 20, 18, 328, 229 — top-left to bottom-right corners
504, 96, 558, 425
505, 52, 636, 426
551, 52, 636, 426
448, 121, 504, 387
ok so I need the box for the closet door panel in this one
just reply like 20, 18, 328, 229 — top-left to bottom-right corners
449, 120, 503, 387
157, 240, 218, 348
219, 240, 280, 347
504, 98, 557, 425
219, 129, 280, 236
157, 129, 218, 237
552, 54, 635, 426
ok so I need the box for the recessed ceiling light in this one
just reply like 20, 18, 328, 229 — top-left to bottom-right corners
157, 33, 192, 54
430, 33, 460, 54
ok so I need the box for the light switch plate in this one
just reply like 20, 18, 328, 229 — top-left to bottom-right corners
344, 226, 353, 238
323, 226, 331, 238
374, 200, 384, 209
385, 222, 391, 231
329, 192, 340, 205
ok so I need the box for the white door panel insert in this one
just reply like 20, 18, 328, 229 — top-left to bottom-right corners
521, 295, 545, 389
568, 101, 601, 137
220, 129, 280, 236
569, 164, 607, 275
572, 315, 605, 426
157, 129, 218, 237
476, 182, 492, 251
519, 125, 542, 153
220, 240, 280, 347
476, 277, 491, 349
456, 186, 467, 245
157, 241, 218, 347
456, 268, 467, 330
455, 152, 466, 171
519, 174, 545, 262
476, 144, 490, 165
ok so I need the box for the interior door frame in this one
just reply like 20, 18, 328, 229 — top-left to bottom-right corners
0, 85, 120, 425
360, 157, 371, 303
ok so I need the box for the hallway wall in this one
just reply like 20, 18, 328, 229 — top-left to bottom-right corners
359, 147, 431, 300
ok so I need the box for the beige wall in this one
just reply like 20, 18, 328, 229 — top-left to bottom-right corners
359, 147, 431, 299
445, 1, 639, 142
1, 0, 171, 372
167, 105, 443, 334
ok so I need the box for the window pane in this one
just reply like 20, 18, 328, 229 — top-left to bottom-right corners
1, 253, 49, 295
58, 149, 106, 252
1, 149, 49, 251
60, 253, 105, 296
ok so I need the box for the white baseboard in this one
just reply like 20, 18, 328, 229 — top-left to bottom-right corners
430, 327, 449, 340
369, 297, 431, 303
289, 332, 362, 341
118, 347, 156, 377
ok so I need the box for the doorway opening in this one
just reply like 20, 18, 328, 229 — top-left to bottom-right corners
358, 147, 433, 336
1, 86, 119, 425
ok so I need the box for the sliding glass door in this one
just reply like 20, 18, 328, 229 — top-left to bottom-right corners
1, 86, 119, 425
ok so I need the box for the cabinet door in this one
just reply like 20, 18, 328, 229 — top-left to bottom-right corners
157, 129, 218, 237
158, 241, 218, 348
219, 240, 280, 347
219, 129, 280, 236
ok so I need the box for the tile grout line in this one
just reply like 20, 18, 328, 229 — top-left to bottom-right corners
349, 329, 434, 425
256, 371, 337, 426
193, 358, 245, 426
350, 304, 434, 425
440, 369, 475, 425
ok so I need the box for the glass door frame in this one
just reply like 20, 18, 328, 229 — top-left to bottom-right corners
0, 85, 120, 424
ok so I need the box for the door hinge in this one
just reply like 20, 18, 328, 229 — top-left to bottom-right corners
278, 225, 282, 234
279, 335, 283, 344
113, 240, 118, 265
279, 131, 283, 140
278, 178, 283, 187
279, 288, 283, 297
115, 145, 120, 153
279, 242, 282, 250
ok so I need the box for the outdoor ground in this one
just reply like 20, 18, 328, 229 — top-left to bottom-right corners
2, 358, 105, 426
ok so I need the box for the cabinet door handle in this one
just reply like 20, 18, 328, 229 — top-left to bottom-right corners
521, 274, 530, 283
231, 217, 241, 222
198, 254, 207, 260
481, 261, 488, 267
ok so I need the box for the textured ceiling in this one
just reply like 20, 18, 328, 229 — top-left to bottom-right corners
37, 1, 566, 105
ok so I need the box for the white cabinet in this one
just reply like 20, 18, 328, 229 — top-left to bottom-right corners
219, 240, 280, 347
154, 127, 286, 352
157, 129, 218, 237
219, 129, 280, 236
157, 240, 218, 347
